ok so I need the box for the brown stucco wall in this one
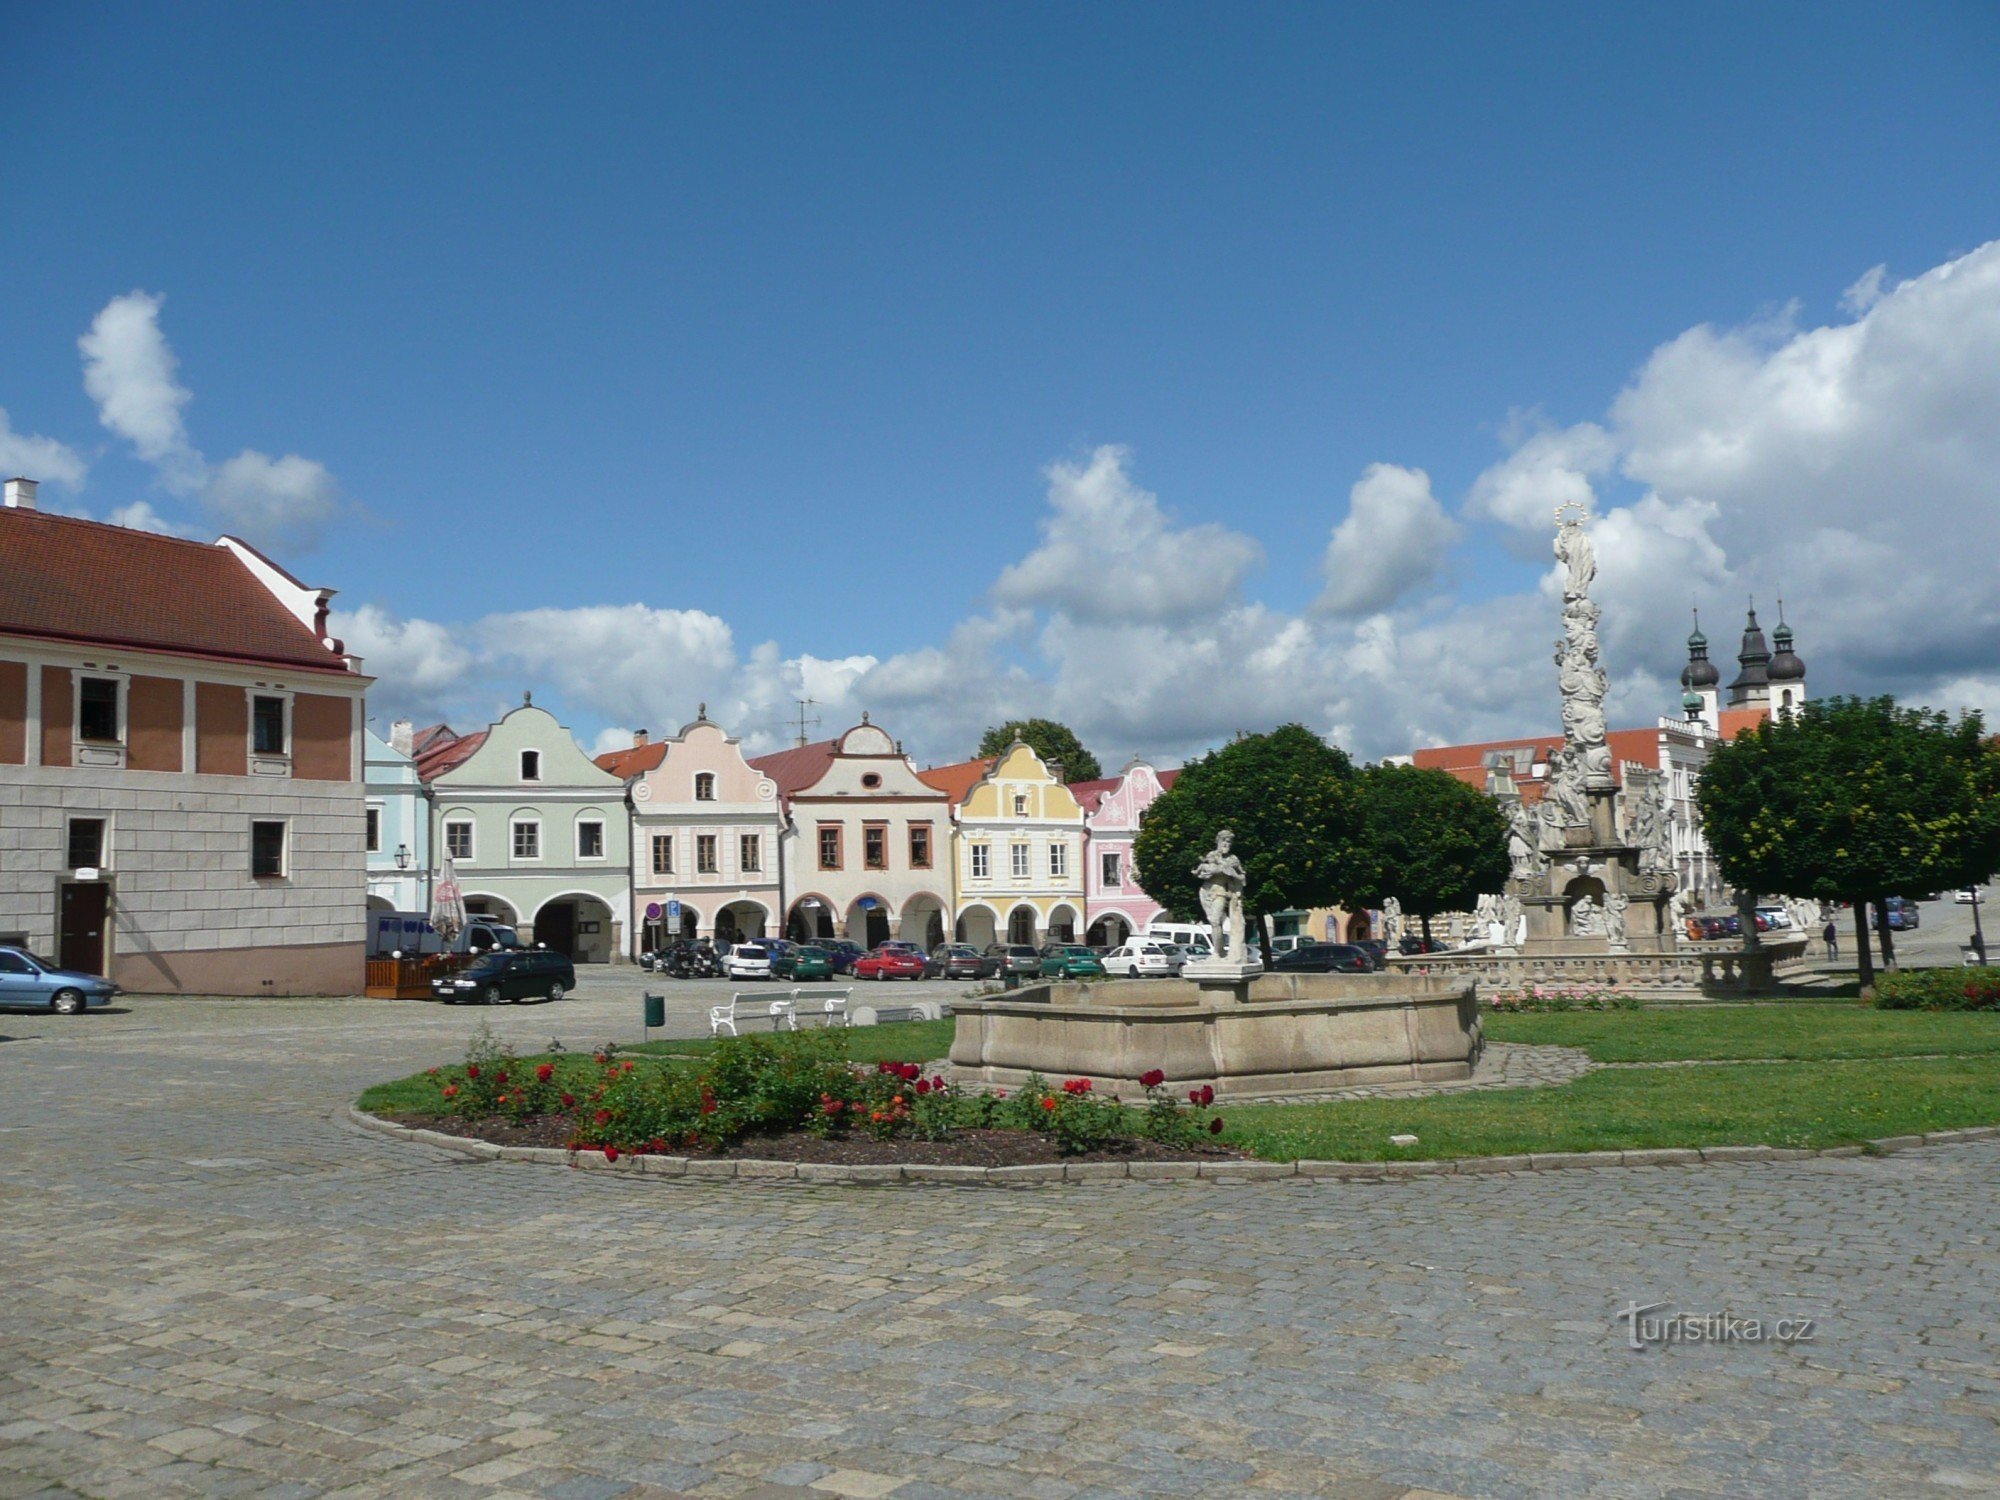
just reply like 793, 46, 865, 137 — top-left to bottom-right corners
39, 666, 70, 768
127, 675, 184, 772
292, 692, 353, 781
195, 682, 247, 775
111, 940, 365, 997
0, 659, 25, 764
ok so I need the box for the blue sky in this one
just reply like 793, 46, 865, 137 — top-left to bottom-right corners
5, 4, 2000, 762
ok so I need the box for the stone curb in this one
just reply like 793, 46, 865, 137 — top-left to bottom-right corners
345, 1107, 2000, 1186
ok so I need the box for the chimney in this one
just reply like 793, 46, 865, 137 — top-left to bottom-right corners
3, 477, 37, 510
390, 718, 414, 757
633, 729, 649, 747
1047, 760, 1063, 785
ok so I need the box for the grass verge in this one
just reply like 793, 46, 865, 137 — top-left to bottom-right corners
1485, 1002, 2000, 1062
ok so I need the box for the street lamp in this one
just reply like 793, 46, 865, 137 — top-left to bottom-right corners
394, 844, 412, 871
1972, 885, 1988, 965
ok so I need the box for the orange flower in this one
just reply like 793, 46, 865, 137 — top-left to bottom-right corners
1041, 1096, 1057, 1112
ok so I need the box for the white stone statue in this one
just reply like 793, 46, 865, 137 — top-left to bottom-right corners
1193, 829, 1249, 961
1556, 507, 1596, 603
1545, 746, 1591, 831
1605, 892, 1630, 949
1506, 798, 1546, 880
1569, 892, 1602, 937
1381, 896, 1403, 946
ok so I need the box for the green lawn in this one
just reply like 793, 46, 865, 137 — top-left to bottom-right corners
1221, 1057, 2000, 1162
1485, 1002, 2000, 1062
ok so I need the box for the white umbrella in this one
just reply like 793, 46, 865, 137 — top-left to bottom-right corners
432, 855, 467, 948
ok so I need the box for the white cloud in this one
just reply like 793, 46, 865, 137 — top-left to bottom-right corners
1316, 463, 1456, 616
104, 500, 202, 538
1466, 420, 1616, 530
1840, 264, 1889, 316
80, 291, 203, 492
201, 450, 341, 551
0, 407, 87, 489
991, 445, 1262, 623
332, 604, 478, 721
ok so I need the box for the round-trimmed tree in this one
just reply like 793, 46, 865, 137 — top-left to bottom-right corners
977, 719, 1102, 783
1347, 762, 1511, 947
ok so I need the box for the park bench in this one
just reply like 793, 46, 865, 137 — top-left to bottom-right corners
788, 987, 852, 1028
708, 992, 796, 1037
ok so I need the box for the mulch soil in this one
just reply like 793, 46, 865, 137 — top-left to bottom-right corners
382, 1110, 1248, 1165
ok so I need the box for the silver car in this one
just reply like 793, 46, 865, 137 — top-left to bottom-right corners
0, 946, 120, 1014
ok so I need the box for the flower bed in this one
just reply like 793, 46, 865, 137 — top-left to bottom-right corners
1487, 983, 1641, 1013
386, 1025, 1243, 1165
1873, 966, 2000, 1012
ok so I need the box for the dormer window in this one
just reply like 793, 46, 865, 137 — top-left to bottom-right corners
1013, 792, 1028, 817
695, 772, 716, 801
520, 750, 542, 782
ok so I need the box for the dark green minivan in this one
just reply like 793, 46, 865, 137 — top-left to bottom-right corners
431, 949, 577, 1005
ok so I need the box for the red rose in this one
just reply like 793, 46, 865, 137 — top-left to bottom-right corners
915, 1078, 931, 1095
594, 1108, 613, 1126
621, 1060, 636, 1073
561, 1092, 575, 1108
495, 1071, 507, 1085
465, 1064, 480, 1080
1140, 1069, 1165, 1089
536, 1063, 554, 1082
1041, 1096, 1057, 1112
932, 1076, 946, 1092
1197, 1085, 1216, 1107
603, 1145, 619, 1162
900, 1063, 921, 1081
442, 1084, 458, 1098
1208, 1116, 1224, 1134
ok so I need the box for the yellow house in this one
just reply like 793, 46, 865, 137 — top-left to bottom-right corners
923, 742, 1087, 947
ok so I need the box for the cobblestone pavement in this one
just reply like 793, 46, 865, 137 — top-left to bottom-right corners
4, 991, 2000, 1499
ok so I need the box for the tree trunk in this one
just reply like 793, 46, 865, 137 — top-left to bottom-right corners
1420, 913, 1434, 948
1852, 904, 1873, 991
1874, 896, 1897, 971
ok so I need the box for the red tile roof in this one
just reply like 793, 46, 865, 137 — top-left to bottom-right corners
747, 738, 839, 797
0, 508, 348, 673
1413, 728, 1671, 800
416, 730, 486, 781
595, 740, 668, 779
918, 756, 995, 806
410, 723, 459, 756
1718, 707, 1770, 740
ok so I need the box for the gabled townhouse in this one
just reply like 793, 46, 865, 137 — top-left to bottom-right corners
363, 720, 429, 914
750, 716, 952, 950
595, 710, 783, 953
417, 698, 630, 962
0, 482, 369, 994
1068, 760, 1178, 948
926, 742, 1086, 948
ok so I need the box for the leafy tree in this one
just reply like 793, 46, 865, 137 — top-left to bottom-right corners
1132, 724, 1360, 960
978, 718, 1102, 783
1696, 696, 2000, 987
1346, 763, 1511, 947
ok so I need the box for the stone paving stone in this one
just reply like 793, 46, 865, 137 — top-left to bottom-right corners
3, 991, 2000, 1497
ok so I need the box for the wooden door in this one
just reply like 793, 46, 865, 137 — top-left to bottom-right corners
60, 882, 109, 974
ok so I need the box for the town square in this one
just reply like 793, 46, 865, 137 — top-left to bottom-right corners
6, 6, 2000, 1498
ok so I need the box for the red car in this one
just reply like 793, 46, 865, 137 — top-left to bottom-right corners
854, 945, 927, 980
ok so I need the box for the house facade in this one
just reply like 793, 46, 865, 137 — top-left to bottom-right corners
363, 720, 429, 914
596, 713, 784, 952
751, 717, 952, 950
931, 742, 1086, 948
1069, 760, 1177, 948
420, 700, 630, 962
0, 485, 369, 994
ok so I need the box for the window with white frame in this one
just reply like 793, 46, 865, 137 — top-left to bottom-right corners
250, 819, 287, 879
511, 819, 541, 860
67, 816, 107, 870
694, 772, 716, 801
577, 819, 605, 860
970, 842, 991, 879
1049, 842, 1068, 878
1010, 843, 1030, 880
365, 806, 382, 854
696, 833, 719, 873
1101, 850, 1122, 888
444, 820, 474, 861
651, 833, 674, 874
739, 833, 761, 873
77, 676, 122, 742
1013, 792, 1028, 817
251, 694, 288, 756
520, 750, 542, 781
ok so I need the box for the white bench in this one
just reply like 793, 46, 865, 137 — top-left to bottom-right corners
789, 987, 852, 1028
709, 992, 796, 1036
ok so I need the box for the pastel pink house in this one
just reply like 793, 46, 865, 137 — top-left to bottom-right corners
1070, 760, 1178, 948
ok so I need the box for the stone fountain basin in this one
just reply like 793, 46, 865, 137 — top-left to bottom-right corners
947, 975, 1482, 1102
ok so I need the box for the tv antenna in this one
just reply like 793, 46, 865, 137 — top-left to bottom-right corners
792, 696, 822, 748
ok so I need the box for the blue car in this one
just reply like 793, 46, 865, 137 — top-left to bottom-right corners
0, 946, 120, 1014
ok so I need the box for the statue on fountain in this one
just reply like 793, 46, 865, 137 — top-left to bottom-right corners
1193, 829, 1249, 962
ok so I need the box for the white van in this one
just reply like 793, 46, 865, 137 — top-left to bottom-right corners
1143, 921, 1214, 956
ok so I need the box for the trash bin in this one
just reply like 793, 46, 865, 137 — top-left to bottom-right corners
644, 992, 665, 1029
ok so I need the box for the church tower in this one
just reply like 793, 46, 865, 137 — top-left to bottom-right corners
1679, 611, 1721, 732
1727, 605, 1773, 708
1767, 603, 1807, 717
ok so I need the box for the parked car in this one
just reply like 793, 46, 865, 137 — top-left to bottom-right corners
926, 943, 990, 980
1754, 905, 1791, 930
1886, 896, 1921, 930
1271, 943, 1372, 974
0, 946, 119, 1014
1268, 934, 1318, 955
855, 945, 927, 981
1955, 888, 1986, 905
1355, 939, 1390, 970
723, 943, 773, 981
816, 939, 866, 975
983, 943, 1044, 978
431, 948, 575, 1005
1039, 944, 1106, 978
1143, 921, 1216, 956
1103, 940, 1185, 978
771, 944, 835, 981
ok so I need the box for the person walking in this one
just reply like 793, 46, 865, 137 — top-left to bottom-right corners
1822, 918, 1839, 961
